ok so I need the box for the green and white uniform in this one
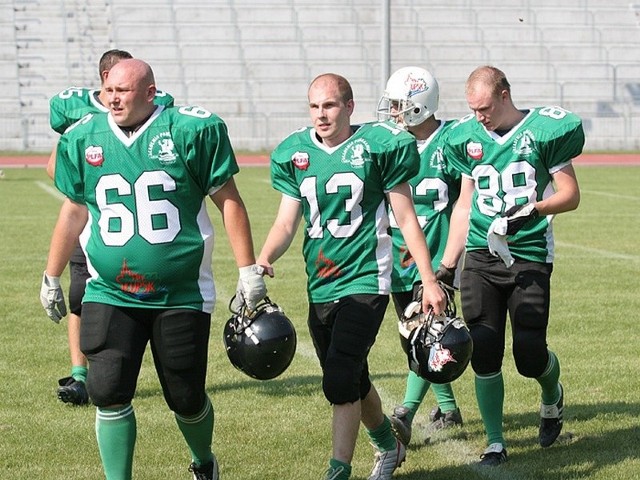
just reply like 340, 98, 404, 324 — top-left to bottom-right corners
390, 120, 461, 293
271, 121, 420, 303
55, 105, 238, 313
445, 106, 584, 263
50, 87, 175, 134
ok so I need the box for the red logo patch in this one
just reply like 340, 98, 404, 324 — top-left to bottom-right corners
85, 146, 104, 167
292, 151, 310, 171
466, 142, 483, 161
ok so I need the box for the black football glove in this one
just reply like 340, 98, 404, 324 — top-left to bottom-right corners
435, 263, 456, 288
502, 203, 538, 235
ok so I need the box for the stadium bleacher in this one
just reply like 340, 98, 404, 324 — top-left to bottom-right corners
1, 0, 639, 151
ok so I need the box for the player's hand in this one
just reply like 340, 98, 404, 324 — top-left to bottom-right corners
435, 263, 456, 288
503, 203, 538, 235
420, 279, 446, 316
232, 264, 268, 312
40, 271, 67, 323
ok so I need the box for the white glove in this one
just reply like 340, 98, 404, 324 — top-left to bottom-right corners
487, 218, 515, 268
40, 271, 67, 323
231, 264, 267, 312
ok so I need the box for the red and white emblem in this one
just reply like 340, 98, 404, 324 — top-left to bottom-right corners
467, 142, 483, 161
428, 344, 457, 372
85, 145, 104, 167
292, 151, 310, 171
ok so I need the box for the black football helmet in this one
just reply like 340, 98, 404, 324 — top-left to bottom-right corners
223, 296, 297, 380
398, 283, 472, 384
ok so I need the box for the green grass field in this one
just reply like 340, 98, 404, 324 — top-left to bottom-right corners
0, 165, 638, 480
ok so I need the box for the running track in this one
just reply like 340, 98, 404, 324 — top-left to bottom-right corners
0, 153, 639, 168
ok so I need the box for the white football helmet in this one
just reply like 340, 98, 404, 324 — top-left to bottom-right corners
377, 66, 439, 127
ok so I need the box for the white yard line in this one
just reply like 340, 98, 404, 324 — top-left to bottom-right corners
35, 181, 65, 201
556, 241, 640, 262
581, 189, 639, 201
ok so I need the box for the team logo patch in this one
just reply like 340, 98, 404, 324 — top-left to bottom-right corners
315, 248, 342, 280
429, 147, 446, 170
513, 129, 535, 156
467, 141, 483, 161
428, 343, 457, 372
404, 71, 428, 97
292, 151, 310, 170
148, 131, 177, 165
85, 145, 104, 167
116, 259, 165, 300
341, 138, 371, 168
399, 245, 417, 277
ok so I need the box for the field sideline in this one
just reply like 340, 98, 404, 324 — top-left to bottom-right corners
0, 164, 638, 480
1, 152, 640, 168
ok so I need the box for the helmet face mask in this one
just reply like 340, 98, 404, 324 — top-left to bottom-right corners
377, 66, 440, 128
224, 297, 297, 380
398, 283, 472, 384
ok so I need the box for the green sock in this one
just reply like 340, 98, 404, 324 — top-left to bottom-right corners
71, 365, 88, 383
402, 370, 431, 421
175, 395, 214, 466
366, 415, 397, 451
432, 382, 457, 413
328, 458, 351, 479
536, 350, 561, 405
475, 372, 505, 447
96, 404, 136, 480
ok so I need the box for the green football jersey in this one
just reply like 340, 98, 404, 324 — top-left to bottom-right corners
271, 121, 420, 303
445, 106, 585, 263
55, 105, 239, 312
49, 86, 175, 134
390, 120, 461, 293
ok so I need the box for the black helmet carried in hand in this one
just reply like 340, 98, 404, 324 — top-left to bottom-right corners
399, 283, 472, 384
223, 296, 297, 380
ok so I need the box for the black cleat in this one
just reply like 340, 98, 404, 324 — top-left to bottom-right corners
389, 405, 412, 446
426, 406, 463, 433
57, 376, 89, 406
188, 456, 219, 480
539, 383, 564, 448
479, 443, 507, 466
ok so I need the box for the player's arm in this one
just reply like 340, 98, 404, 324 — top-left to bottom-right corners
210, 177, 268, 310
439, 176, 473, 271
256, 194, 302, 273
46, 142, 58, 180
46, 198, 88, 276
533, 163, 580, 216
209, 177, 257, 268
388, 182, 445, 315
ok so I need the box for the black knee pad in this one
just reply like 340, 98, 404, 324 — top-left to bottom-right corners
469, 324, 505, 375
153, 310, 210, 415
513, 335, 549, 378
86, 354, 134, 407
321, 355, 370, 405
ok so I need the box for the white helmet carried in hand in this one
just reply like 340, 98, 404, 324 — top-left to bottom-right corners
377, 66, 439, 127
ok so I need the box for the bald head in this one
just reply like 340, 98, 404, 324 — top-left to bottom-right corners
108, 59, 156, 86
465, 65, 511, 98
104, 59, 158, 127
309, 73, 353, 105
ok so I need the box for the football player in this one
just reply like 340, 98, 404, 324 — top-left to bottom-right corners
45, 49, 174, 406
376, 66, 468, 447
40, 59, 265, 480
256, 73, 446, 480
442, 65, 584, 466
